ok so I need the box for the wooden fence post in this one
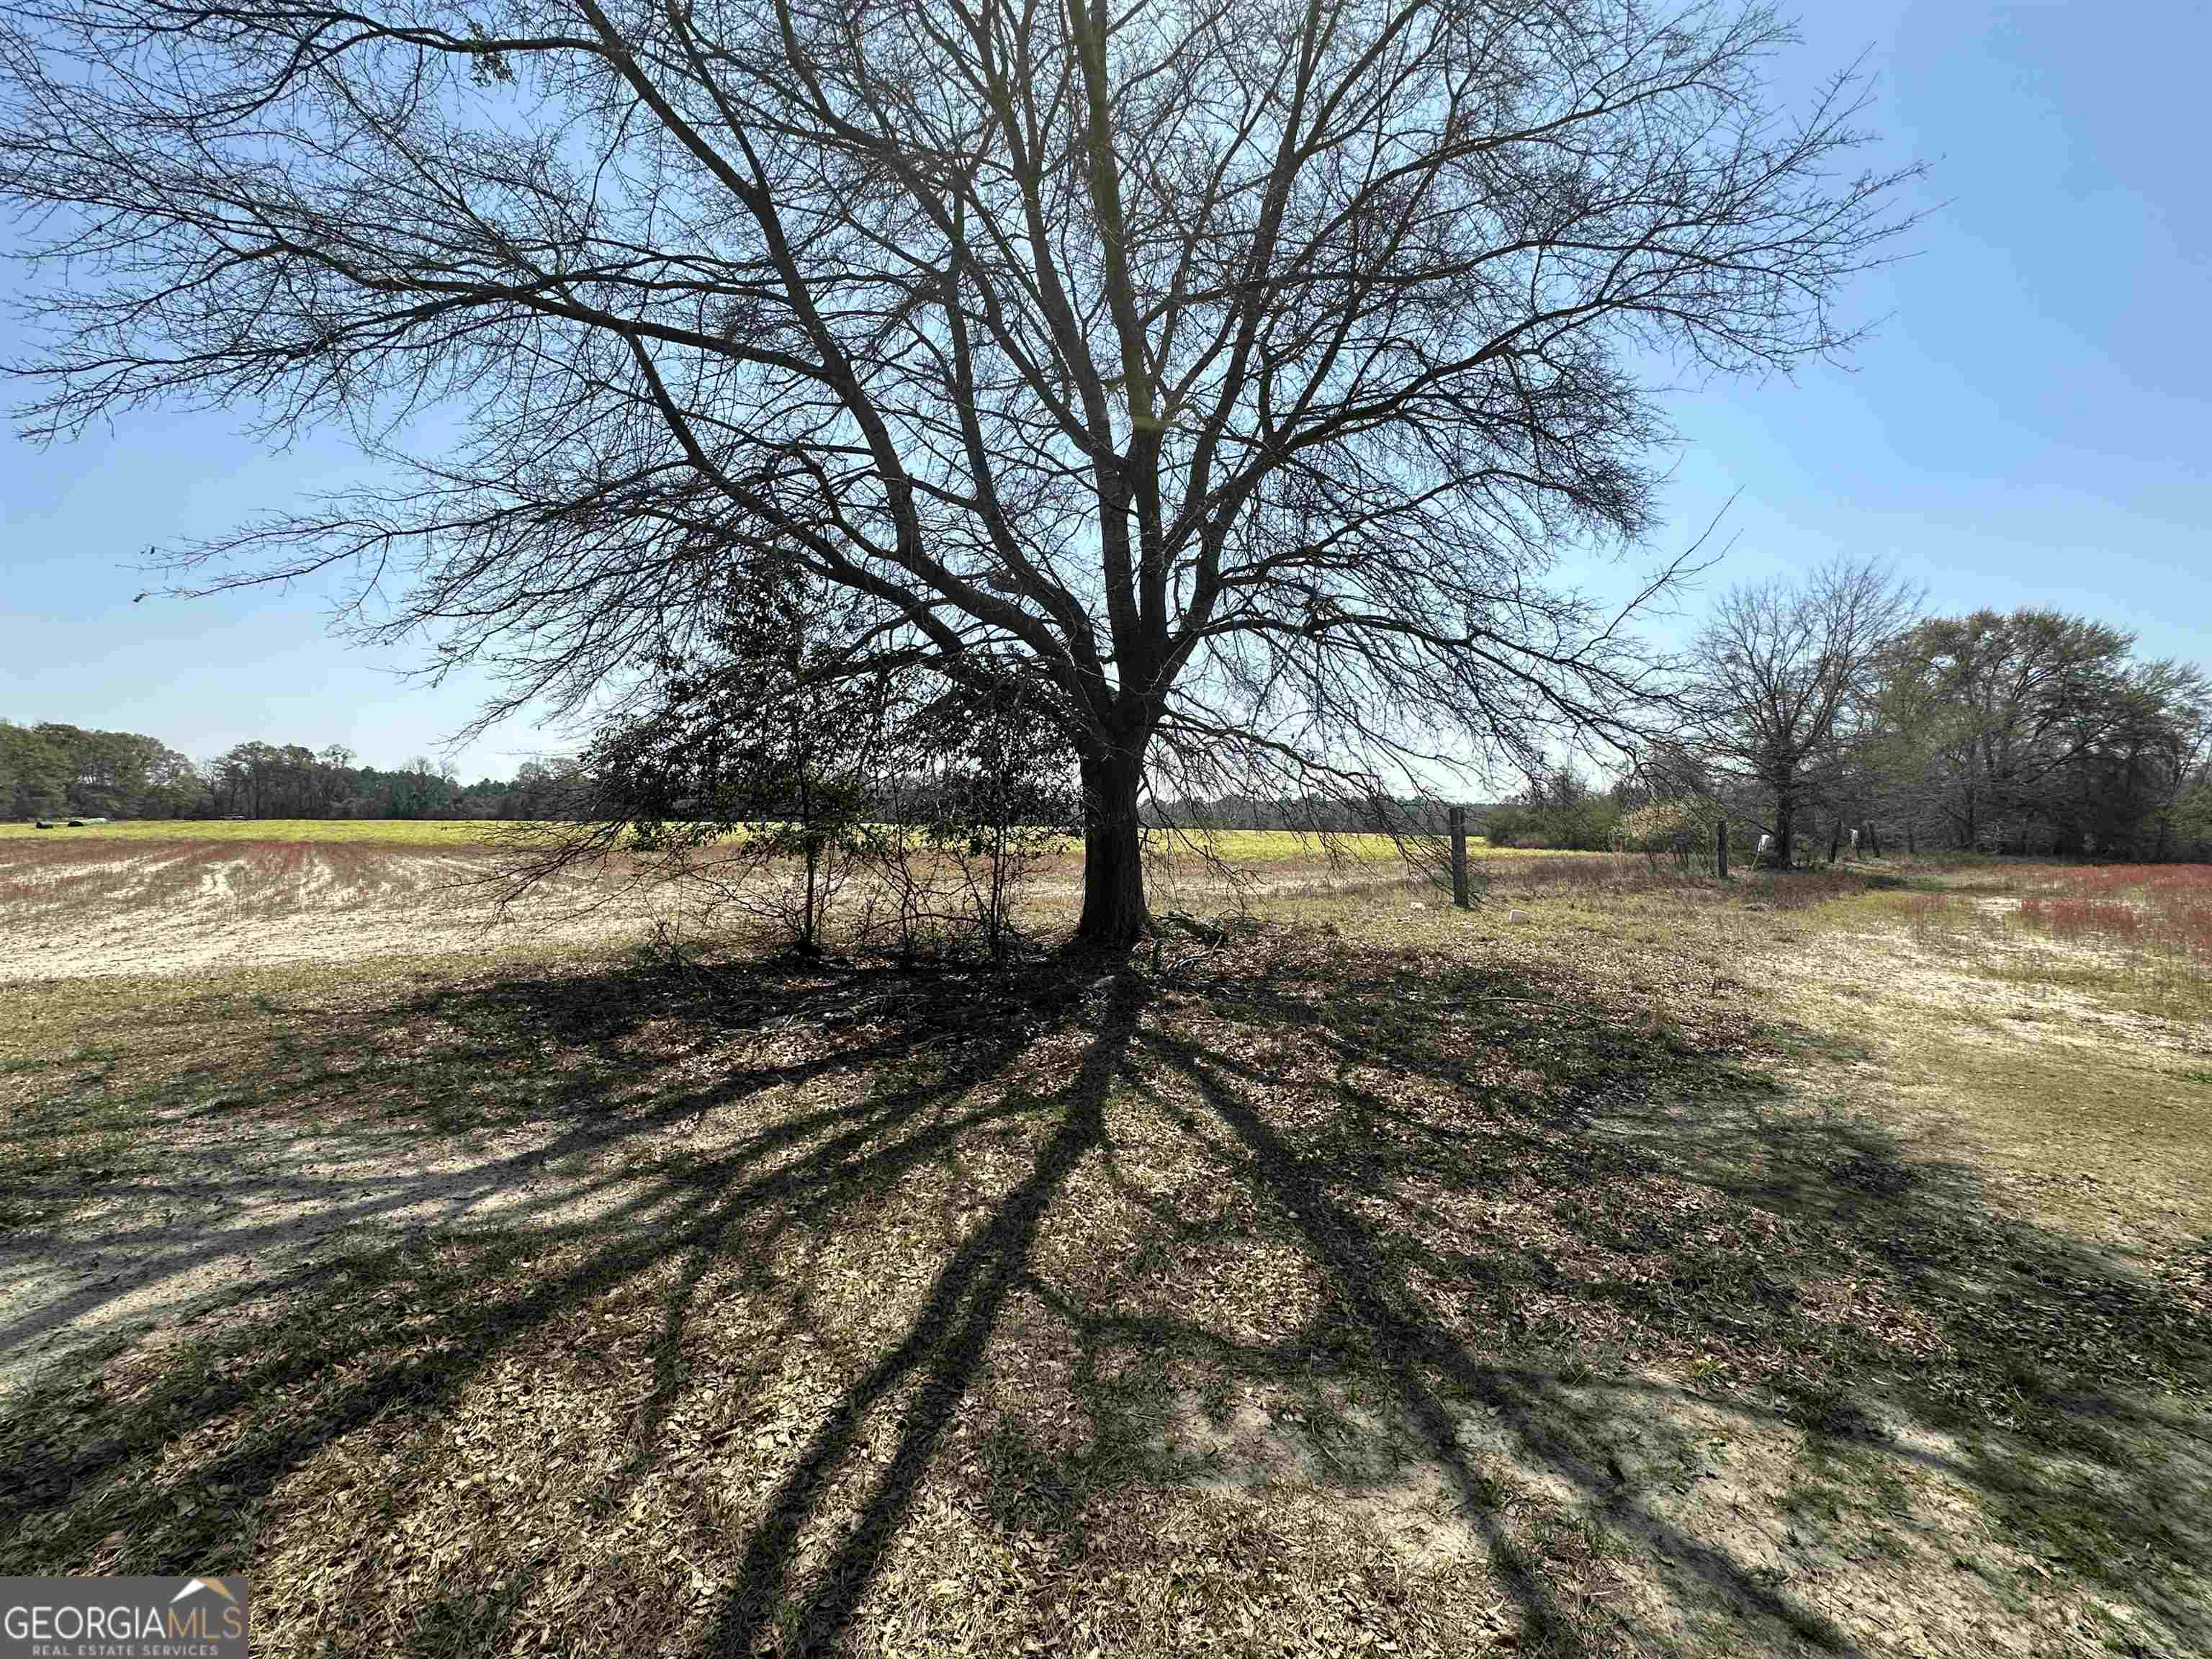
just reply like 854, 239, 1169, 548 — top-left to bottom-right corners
1716, 816, 1729, 880
1449, 805, 1470, 909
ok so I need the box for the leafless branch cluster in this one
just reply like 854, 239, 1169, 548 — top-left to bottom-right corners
2, 0, 1919, 937
1683, 553, 1917, 863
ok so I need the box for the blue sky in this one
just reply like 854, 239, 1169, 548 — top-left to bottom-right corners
3, 1, 2206, 775
1631, 1, 2212, 651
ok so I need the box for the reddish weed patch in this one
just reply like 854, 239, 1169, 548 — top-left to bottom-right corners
2009, 865, 2212, 979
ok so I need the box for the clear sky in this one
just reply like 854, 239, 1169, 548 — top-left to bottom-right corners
2, 1, 2206, 775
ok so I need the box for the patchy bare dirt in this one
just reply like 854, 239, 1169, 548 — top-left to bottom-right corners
1775, 919, 2203, 1061
0, 843, 667, 980
0, 1082, 657, 1399
0, 840, 1424, 981
1767, 912, 2212, 1251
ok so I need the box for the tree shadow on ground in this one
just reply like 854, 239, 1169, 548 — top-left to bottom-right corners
1, 927, 2206, 1657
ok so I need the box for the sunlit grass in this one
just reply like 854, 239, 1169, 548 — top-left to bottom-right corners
4, 853, 2210, 1657
2014, 862, 2212, 969
6, 855, 2209, 1658
1144, 826, 1523, 864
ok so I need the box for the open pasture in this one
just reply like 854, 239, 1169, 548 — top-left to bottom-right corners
2, 856, 2208, 1658
0, 817, 1511, 868
1827, 860, 2212, 1024
0, 830, 1574, 982
0, 835, 642, 981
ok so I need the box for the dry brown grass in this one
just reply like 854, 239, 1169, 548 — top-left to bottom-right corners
2015, 863, 2212, 972
1, 859, 2206, 1658
1827, 860, 2212, 1028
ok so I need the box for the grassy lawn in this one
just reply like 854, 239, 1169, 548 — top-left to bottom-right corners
1, 863, 2206, 1656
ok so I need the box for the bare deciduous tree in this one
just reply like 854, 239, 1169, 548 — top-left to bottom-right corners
1687, 555, 1917, 866
2, 0, 1917, 943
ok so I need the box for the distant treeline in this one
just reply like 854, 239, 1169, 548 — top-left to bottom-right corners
0, 725, 581, 822
12, 598, 2208, 863
1141, 796, 1495, 836
2, 717, 1484, 835
1485, 606, 2212, 863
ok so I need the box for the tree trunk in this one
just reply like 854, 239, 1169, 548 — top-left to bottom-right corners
1074, 749, 1148, 948
1774, 792, 1797, 869
801, 837, 822, 956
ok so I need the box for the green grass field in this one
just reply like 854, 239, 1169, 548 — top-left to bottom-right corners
1144, 826, 1502, 863
0, 818, 1519, 864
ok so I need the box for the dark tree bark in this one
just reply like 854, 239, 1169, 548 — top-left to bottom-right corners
1076, 750, 1149, 947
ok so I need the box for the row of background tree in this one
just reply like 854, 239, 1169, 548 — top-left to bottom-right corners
1485, 567, 2211, 863
9, 570, 2208, 863
0, 715, 1473, 832
0, 727, 582, 822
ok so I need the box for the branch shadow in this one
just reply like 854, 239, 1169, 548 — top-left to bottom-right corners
0, 956, 1102, 1581
2, 927, 2206, 1658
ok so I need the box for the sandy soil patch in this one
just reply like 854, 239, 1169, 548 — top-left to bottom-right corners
0, 842, 1427, 981
0, 845, 666, 981
1772, 919, 2206, 1061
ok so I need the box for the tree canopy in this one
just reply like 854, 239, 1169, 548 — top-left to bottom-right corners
4, 0, 1918, 938
0, 721, 199, 819
1479, 595, 2212, 867
1872, 611, 2210, 860
1683, 555, 1917, 865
